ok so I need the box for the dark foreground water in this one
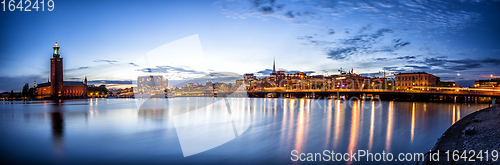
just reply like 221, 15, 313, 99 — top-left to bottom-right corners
0, 98, 489, 164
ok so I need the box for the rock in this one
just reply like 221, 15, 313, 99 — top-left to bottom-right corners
464, 126, 476, 135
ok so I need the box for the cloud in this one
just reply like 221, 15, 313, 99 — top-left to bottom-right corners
374, 57, 388, 61
128, 63, 139, 67
410, 56, 500, 71
88, 80, 133, 85
93, 59, 118, 64
328, 29, 335, 35
64, 66, 89, 72
323, 28, 411, 60
396, 56, 418, 60
255, 68, 315, 77
403, 65, 430, 70
327, 47, 358, 60
382, 66, 406, 72
256, 69, 273, 76
217, 0, 483, 35
284, 11, 294, 18
136, 65, 206, 75
0, 75, 45, 92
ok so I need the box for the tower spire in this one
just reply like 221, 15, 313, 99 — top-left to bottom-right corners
53, 38, 60, 58
272, 57, 276, 74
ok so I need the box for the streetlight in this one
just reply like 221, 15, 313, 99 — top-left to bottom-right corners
457, 73, 460, 87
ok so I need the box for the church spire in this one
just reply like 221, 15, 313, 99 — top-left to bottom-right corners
272, 57, 276, 74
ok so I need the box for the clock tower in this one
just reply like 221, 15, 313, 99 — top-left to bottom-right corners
51, 42, 63, 98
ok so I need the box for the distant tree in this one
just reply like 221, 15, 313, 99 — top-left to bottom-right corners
22, 83, 29, 97
9, 90, 14, 98
87, 85, 109, 95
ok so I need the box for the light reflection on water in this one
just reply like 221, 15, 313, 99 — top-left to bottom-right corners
0, 98, 489, 164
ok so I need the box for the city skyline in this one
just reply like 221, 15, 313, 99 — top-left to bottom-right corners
1, 0, 500, 92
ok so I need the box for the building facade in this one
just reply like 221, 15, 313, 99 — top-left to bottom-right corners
35, 42, 87, 99
395, 72, 437, 89
136, 75, 168, 94
475, 78, 500, 89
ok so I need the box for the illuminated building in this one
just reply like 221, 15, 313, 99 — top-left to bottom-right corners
244, 73, 256, 81
136, 75, 168, 94
474, 78, 500, 89
395, 72, 437, 90
35, 42, 87, 99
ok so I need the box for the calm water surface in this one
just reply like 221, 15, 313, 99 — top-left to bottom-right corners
0, 98, 489, 164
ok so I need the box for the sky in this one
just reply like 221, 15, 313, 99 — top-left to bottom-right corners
1, 0, 499, 91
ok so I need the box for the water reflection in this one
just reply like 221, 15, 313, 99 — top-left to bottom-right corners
411, 102, 415, 144
386, 101, 394, 152
324, 99, 333, 148
333, 100, 343, 149
49, 104, 64, 156
347, 101, 359, 165
0, 98, 491, 164
368, 101, 375, 151
294, 99, 306, 152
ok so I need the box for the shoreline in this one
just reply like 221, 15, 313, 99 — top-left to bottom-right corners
423, 105, 499, 165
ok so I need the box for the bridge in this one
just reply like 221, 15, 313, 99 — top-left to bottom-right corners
217, 87, 500, 103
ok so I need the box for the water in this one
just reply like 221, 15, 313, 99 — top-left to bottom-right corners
0, 98, 489, 164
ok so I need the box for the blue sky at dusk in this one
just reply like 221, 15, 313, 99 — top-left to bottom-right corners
1, 0, 499, 91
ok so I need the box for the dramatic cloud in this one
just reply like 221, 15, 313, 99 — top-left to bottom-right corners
408, 57, 500, 71
324, 28, 411, 60
218, 0, 483, 35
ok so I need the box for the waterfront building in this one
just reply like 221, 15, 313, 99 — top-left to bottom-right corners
437, 81, 456, 87
474, 78, 500, 89
35, 42, 87, 99
395, 72, 437, 90
243, 73, 256, 81
136, 75, 168, 94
